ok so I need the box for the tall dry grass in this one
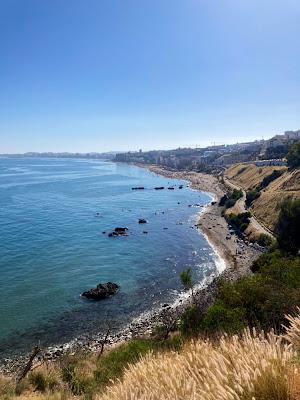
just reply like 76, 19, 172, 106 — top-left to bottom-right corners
285, 307, 300, 351
98, 328, 295, 400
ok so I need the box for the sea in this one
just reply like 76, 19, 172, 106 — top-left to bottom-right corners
0, 157, 222, 359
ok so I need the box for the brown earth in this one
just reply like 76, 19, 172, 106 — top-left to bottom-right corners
224, 163, 300, 231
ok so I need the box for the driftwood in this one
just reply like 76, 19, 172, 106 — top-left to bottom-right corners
17, 346, 41, 381
97, 328, 111, 359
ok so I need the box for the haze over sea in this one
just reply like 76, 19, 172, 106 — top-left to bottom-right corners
0, 157, 221, 358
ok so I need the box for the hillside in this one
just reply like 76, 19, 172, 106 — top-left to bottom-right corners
1, 313, 300, 400
224, 163, 300, 231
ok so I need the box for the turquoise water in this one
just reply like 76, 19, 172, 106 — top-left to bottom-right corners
0, 157, 218, 358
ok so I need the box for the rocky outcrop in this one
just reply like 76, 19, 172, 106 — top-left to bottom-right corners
82, 282, 119, 300
108, 227, 128, 237
114, 227, 128, 233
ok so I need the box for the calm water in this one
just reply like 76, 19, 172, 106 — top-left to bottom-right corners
0, 157, 220, 358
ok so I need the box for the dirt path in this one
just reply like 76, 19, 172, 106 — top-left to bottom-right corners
223, 177, 275, 238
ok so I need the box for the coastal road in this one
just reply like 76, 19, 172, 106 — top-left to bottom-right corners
223, 177, 275, 239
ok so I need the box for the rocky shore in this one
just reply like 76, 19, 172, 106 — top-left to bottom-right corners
1, 165, 262, 376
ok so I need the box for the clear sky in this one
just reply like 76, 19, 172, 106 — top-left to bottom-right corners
1, 0, 300, 153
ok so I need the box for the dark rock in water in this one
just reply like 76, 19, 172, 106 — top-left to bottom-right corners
163, 227, 168, 230
102, 231, 106, 234
154, 186, 164, 190
162, 303, 169, 308
138, 218, 147, 224
82, 282, 119, 300
114, 227, 128, 233
168, 187, 175, 190
132, 187, 145, 190
108, 227, 129, 237
108, 231, 119, 237
179, 185, 183, 189
143, 231, 148, 234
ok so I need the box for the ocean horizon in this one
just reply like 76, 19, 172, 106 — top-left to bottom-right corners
0, 157, 221, 359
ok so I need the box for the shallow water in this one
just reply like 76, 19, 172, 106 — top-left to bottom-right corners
0, 157, 219, 358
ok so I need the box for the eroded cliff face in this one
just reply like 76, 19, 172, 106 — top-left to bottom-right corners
225, 163, 300, 230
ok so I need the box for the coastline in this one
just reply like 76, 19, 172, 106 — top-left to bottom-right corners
1, 163, 262, 375
142, 164, 261, 276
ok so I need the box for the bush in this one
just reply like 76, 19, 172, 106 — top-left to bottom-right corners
219, 194, 228, 207
221, 189, 243, 210
60, 354, 96, 396
179, 306, 202, 336
257, 233, 273, 248
29, 369, 60, 393
227, 212, 251, 232
218, 252, 300, 331
246, 188, 260, 207
257, 169, 284, 191
275, 198, 300, 254
200, 301, 246, 334
287, 140, 300, 168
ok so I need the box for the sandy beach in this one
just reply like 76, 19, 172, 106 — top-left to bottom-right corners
1, 164, 262, 375
145, 164, 261, 275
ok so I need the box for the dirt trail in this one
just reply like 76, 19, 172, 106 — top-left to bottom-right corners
223, 177, 275, 238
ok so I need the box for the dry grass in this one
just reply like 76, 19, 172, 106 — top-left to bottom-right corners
225, 164, 287, 191
3, 310, 300, 399
225, 164, 300, 230
98, 328, 295, 400
285, 307, 300, 351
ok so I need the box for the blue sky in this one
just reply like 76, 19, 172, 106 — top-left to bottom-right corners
1, 0, 300, 153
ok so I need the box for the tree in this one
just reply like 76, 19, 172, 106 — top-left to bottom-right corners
180, 268, 195, 301
275, 198, 300, 254
287, 140, 300, 169
180, 268, 192, 291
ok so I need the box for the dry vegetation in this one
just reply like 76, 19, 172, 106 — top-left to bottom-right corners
225, 164, 300, 230
2, 312, 300, 399
98, 328, 296, 400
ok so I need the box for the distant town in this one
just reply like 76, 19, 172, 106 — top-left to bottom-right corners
115, 129, 300, 171
2, 129, 300, 172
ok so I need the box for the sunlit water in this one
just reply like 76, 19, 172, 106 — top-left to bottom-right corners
0, 157, 219, 358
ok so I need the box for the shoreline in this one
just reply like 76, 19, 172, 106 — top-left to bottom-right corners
0, 164, 262, 375
142, 164, 261, 274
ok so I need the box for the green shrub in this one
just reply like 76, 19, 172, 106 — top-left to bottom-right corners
222, 189, 243, 210
224, 198, 236, 209
227, 212, 251, 232
217, 252, 300, 331
245, 189, 260, 207
275, 198, 300, 254
179, 306, 202, 336
256, 170, 284, 191
29, 370, 59, 393
60, 355, 96, 396
219, 194, 228, 207
287, 140, 300, 169
257, 233, 273, 248
200, 301, 246, 334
